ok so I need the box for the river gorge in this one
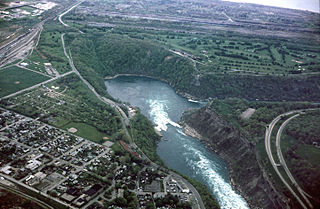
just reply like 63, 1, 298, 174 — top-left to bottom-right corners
105, 76, 249, 209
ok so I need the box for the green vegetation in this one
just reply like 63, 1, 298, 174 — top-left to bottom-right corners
0, 74, 122, 143
285, 110, 320, 145
18, 185, 68, 209
208, 99, 320, 204
0, 189, 43, 209
130, 112, 162, 165
66, 32, 194, 98
65, 3, 320, 76
209, 99, 320, 144
66, 30, 320, 102
25, 21, 70, 74
0, 66, 49, 97
155, 193, 192, 209
183, 175, 220, 209
280, 110, 320, 204
109, 189, 138, 209
62, 122, 109, 143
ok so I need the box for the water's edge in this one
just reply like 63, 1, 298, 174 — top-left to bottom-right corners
105, 75, 249, 208
105, 73, 205, 102
181, 123, 251, 208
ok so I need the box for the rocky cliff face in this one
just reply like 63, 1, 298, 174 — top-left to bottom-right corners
181, 106, 288, 209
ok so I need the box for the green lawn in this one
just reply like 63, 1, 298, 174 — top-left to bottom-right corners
61, 122, 109, 143
0, 66, 49, 97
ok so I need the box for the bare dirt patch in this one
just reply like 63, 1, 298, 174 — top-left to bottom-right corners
68, 127, 78, 133
241, 108, 256, 119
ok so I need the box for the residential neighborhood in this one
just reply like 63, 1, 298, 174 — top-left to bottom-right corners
0, 108, 197, 208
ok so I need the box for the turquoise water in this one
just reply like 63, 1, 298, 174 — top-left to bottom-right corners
105, 76, 249, 209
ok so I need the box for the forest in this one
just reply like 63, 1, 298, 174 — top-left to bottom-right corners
67, 31, 320, 102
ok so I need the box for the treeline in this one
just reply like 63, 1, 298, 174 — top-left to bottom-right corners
196, 74, 320, 101
285, 110, 320, 145
55, 74, 122, 136
182, 175, 220, 209
208, 98, 320, 144
68, 31, 320, 102
68, 32, 195, 97
130, 113, 163, 165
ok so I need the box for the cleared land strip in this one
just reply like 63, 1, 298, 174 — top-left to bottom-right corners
14, 64, 53, 78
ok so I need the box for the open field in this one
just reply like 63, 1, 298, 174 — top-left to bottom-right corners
63, 0, 320, 76
0, 65, 49, 97
0, 74, 122, 143
24, 21, 71, 75
62, 122, 109, 143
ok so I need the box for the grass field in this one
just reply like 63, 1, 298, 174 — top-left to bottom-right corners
61, 122, 109, 143
25, 21, 70, 75
0, 74, 122, 144
0, 66, 49, 97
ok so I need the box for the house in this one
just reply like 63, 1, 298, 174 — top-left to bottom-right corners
85, 184, 102, 198
0, 165, 12, 175
61, 193, 77, 203
26, 159, 42, 170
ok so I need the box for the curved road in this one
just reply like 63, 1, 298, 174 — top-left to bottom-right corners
58, 0, 84, 27
61, 28, 205, 209
265, 109, 317, 209
276, 114, 313, 208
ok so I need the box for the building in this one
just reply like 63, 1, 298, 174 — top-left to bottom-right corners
26, 159, 42, 170
0, 165, 12, 175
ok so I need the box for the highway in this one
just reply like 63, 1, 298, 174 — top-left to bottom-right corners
276, 114, 313, 208
265, 109, 318, 209
58, 0, 84, 27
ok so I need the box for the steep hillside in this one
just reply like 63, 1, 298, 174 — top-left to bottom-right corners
181, 105, 287, 209
67, 32, 320, 102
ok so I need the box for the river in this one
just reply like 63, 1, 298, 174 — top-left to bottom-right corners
105, 76, 249, 209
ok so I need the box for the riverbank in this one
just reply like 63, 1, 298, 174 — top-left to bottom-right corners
180, 105, 286, 209
182, 123, 251, 208
105, 73, 206, 102
105, 75, 249, 208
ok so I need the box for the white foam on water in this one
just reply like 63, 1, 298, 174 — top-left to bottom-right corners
183, 143, 249, 209
177, 128, 187, 136
148, 99, 181, 131
147, 98, 248, 209
188, 99, 201, 103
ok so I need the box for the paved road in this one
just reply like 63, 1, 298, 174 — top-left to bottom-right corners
61, 33, 130, 126
0, 173, 75, 209
14, 64, 53, 78
276, 114, 313, 208
58, 0, 84, 27
60, 18, 205, 209
265, 109, 318, 209
1, 71, 74, 100
0, 182, 54, 209
169, 172, 204, 209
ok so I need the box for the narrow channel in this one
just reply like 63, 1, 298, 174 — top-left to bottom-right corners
105, 76, 249, 209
